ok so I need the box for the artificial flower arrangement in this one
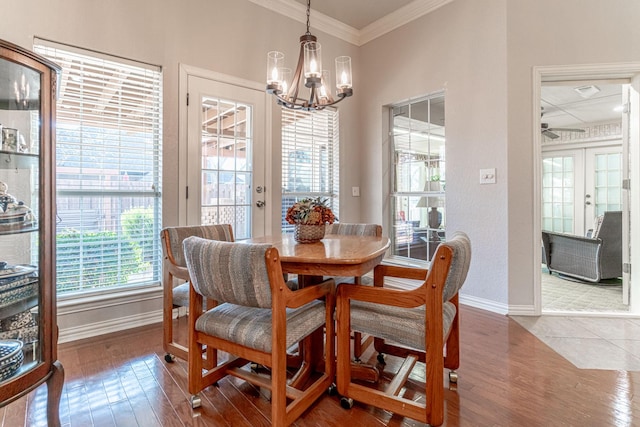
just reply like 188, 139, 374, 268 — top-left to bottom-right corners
285, 197, 336, 225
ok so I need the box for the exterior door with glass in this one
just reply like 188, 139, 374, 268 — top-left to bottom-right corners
186, 75, 267, 239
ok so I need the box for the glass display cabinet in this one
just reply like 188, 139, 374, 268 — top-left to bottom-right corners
0, 39, 63, 426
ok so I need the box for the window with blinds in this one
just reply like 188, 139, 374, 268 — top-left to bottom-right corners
34, 40, 163, 295
281, 109, 339, 232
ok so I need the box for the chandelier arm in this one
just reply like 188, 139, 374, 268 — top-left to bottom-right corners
286, 40, 306, 102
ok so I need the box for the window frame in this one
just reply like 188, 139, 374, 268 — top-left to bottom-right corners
34, 39, 163, 297
388, 92, 446, 266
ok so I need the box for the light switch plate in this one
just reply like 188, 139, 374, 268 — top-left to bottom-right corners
480, 168, 496, 184
352, 186, 360, 197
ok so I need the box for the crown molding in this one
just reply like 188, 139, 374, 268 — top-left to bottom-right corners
247, 0, 360, 45
359, 0, 454, 45
248, 0, 453, 46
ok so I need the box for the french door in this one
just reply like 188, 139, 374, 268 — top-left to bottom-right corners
185, 74, 267, 239
542, 144, 628, 306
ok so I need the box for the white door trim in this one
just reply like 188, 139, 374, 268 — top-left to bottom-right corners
532, 62, 640, 315
178, 64, 273, 234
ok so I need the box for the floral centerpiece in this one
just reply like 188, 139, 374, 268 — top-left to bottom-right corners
285, 197, 335, 243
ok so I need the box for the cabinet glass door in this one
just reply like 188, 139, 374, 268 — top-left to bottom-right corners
0, 57, 42, 382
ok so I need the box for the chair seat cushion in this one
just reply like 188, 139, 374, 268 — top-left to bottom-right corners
195, 299, 326, 353
172, 283, 190, 307
350, 300, 456, 351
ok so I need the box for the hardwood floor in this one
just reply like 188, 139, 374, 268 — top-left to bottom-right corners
1, 305, 637, 426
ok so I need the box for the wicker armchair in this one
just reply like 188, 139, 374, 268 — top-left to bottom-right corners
542, 211, 622, 283
335, 232, 471, 426
160, 224, 234, 363
183, 237, 335, 426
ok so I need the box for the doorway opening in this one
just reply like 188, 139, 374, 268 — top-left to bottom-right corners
534, 64, 640, 316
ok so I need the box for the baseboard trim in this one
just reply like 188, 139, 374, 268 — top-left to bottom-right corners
460, 294, 509, 315
507, 305, 537, 316
58, 310, 163, 344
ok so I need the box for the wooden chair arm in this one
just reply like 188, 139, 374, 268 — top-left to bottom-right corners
373, 264, 428, 287
285, 279, 335, 309
166, 262, 190, 282
337, 281, 430, 309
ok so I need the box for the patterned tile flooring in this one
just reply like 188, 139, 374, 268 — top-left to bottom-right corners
540, 266, 627, 312
512, 268, 640, 371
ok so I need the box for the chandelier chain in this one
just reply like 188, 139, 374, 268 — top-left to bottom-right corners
305, 0, 311, 35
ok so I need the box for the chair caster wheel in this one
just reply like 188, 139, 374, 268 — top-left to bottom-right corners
449, 370, 458, 383
164, 353, 175, 363
376, 353, 386, 364
190, 394, 202, 409
328, 384, 338, 396
340, 397, 354, 409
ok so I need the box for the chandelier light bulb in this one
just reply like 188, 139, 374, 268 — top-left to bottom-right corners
267, 51, 285, 87
335, 56, 352, 90
304, 41, 322, 82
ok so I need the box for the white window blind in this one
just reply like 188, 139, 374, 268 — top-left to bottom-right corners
34, 40, 163, 294
281, 109, 339, 232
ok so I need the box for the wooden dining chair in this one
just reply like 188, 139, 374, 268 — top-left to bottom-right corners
183, 237, 335, 427
335, 231, 471, 426
160, 224, 234, 363
325, 222, 382, 360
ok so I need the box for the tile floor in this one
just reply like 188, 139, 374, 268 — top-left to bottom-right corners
541, 266, 628, 313
512, 267, 640, 371
511, 315, 640, 371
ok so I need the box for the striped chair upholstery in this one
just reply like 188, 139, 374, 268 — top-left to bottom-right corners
325, 222, 382, 285
336, 231, 471, 426
351, 233, 471, 350
325, 223, 382, 237
160, 224, 234, 363
325, 223, 382, 359
184, 238, 326, 352
183, 237, 335, 426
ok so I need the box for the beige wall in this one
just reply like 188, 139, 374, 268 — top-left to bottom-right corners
358, 0, 640, 311
0, 0, 361, 228
0, 0, 360, 339
1, 0, 639, 336
505, 0, 640, 309
358, 0, 510, 309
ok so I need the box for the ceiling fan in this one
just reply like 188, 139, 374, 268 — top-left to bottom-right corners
540, 107, 586, 139
541, 122, 585, 139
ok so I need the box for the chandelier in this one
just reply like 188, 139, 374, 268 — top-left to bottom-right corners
266, 0, 353, 111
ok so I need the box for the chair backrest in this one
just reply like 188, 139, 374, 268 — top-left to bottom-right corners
325, 223, 382, 237
592, 211, 621, 241
161, 224, 234, 268
434, 231, 471, 302
183, 237, 274, 309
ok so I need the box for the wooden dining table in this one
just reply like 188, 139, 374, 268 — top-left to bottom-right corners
245, 232, 390, 285
243, 232, 391, 383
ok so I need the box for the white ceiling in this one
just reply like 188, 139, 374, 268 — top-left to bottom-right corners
541, 82, 624, 131
293, 0, 416, 30
249, 0, 453, 46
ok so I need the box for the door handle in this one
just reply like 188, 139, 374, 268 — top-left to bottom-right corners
256, 200, 265, 208
256, 186, 264, 194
